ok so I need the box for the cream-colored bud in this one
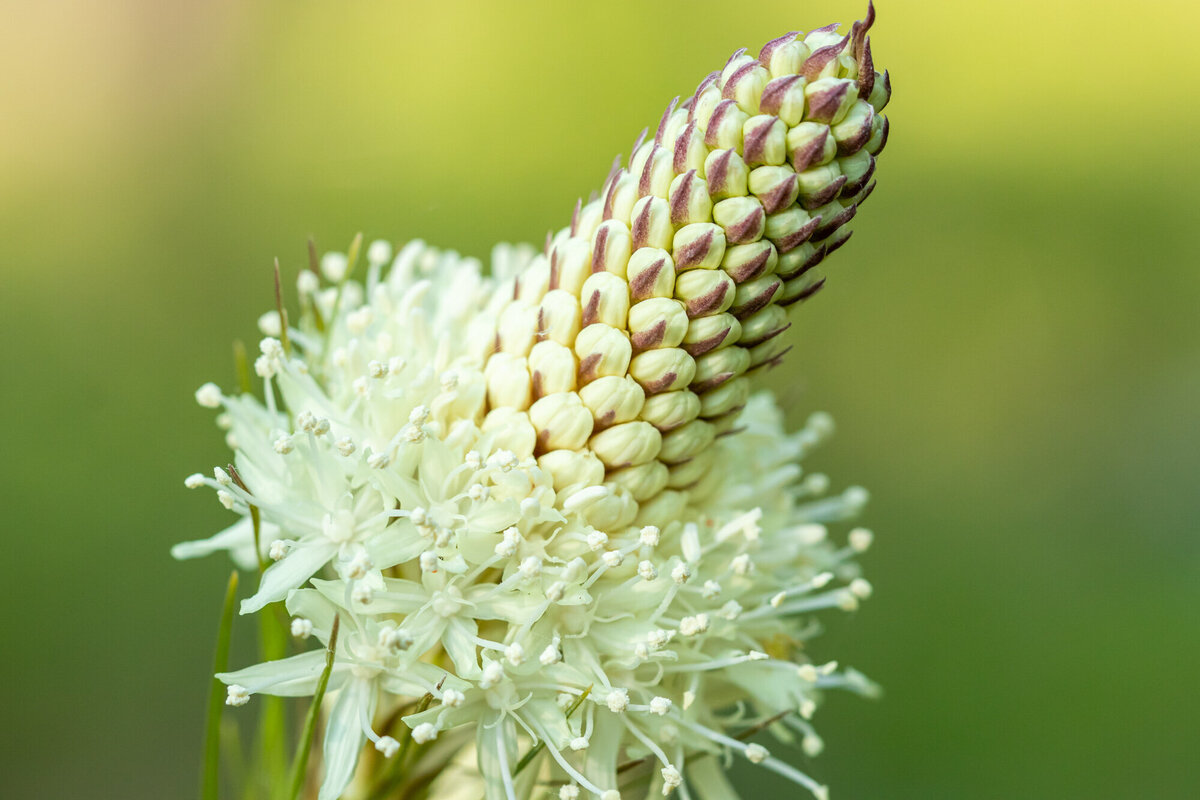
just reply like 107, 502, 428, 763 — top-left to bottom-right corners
660, 105, 690, 149
578, 375, 645, 429
551, 237, 591, 295
672, 223, 727, 272
658, 419, 715, 465
574, 199, 605, 241
668, 170, 712, 227
703, 148, 749, 199
538, 449, 606, 492
529, 392, 594, 452
775, 241, 822, 281
637, 146, 674, 199
682, 313, 741, 356
764, 206, 818, 253
626, 247, 676, 301
538, 289, 582, 347
813, 193, 857, 231
868, 70, 892, 113
628, 298, 689, 352
787, 122, 837, 172
497, 302, 538, 356
691, 346, 751, 392
605, 170, 639, 224
589, 421, 662, 468
779, 270, 826, 306
703, 99, 749, 150
634, 489, 688, 529
672, 121, 708, 178
838, 148, 875, 194
736, 304, 789, 347
606, 460, 670, 502
485, 353, 532, 410
591, 220, 633, 279
517, 256, 551, 305
629, 347, 697, 394
481, 408, 537, 459
724, 60, 768, 114
722, 240, 779, 283
832, 99, 875, 155
630, 197, 675, 252
748, 329, 793, 367
748, 166, 801, 215
712, 196, 766, 246
721, 52, 757, 85
659, 419, 715, 465
583, 486, 639, 530
805, 77, 858, 125
796, 161, 845, 210
697, 375, 750, 418
759, 74, 808, 126
639, 390, 701, 432
675, 269, 736, 318
690, 76, 722, 130
762, 35, 810, 79
575, 323, 632, 383
729, 273, 782, 319
629, 140, 654, 180
528, 340, 577, 397
580, 272, 630, 329
666, 449, 717, 488
742, 115, 786, 168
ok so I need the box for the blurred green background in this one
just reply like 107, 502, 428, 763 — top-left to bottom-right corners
2, 1, 1197, 797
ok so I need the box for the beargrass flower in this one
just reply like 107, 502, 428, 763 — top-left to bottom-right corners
178, 5, 890, 798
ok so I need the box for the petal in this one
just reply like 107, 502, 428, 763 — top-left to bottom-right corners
172, 517, 278, 571
284, 588, 339, 640
241, 540, 337, 614
442, 618, 481, 678
318, 679, 374, 800
364, 521, 427, 570
217, 650, 348, 697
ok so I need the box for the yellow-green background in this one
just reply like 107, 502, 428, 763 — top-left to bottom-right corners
2, 1, 1197, 797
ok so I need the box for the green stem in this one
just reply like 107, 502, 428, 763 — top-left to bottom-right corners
288, 615, 340, 800
203, 570, 239, 800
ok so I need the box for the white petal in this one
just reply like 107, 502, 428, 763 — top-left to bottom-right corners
365, 522, 427, 571
442, 618, 481, 678
241, 540, 337, 614
171, 517, 266, 570
217, 650, 347, 697
284, 588, 338, 639
318, 679, 374, 800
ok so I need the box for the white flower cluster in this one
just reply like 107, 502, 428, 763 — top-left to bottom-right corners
178, 7, 888, 799
179, 240, 875, 800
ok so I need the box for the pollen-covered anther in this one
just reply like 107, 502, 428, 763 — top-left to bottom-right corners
195, 383, 222, 408
606, 688, 630, 713
679, 613, 710, 636
650, 696, 673, 716
745, 743, 769, 763
375, 736, 399, 757
411, 723, 438, 744
225, 685, 250, 707
850, 578, 873, 599
849, 527, 874, 552
661, 766, 684, 795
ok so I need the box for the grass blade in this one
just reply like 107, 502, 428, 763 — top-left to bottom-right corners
203, 570, 240, 800
288, 615, 340, 800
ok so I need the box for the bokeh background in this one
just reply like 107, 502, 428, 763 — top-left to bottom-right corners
2, 1, 1197, 797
